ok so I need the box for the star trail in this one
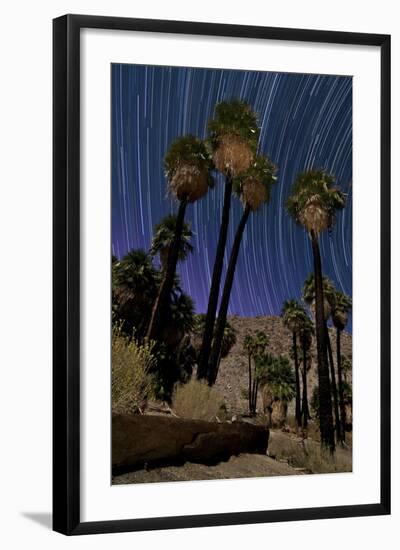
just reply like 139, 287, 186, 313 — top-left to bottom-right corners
111, 64, 352, 330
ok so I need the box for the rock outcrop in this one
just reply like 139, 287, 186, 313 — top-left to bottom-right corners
112, 414, 269, 473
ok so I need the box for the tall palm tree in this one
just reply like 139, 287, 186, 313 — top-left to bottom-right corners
252, 332, 269, 413
207, 155, 277, 384
303, 274, 341, 441
150, 214, 193, 270
197, 100, 259, 379
287, 169, 345, 451
331, 290, 352, 442
281, 299, 307, 429
299, 317, 313, 428
243, 334, 255, 414
147, 136, 212, 342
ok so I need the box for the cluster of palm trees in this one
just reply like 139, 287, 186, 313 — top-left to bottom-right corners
281, 279, 352, 442
113, 100, 276, 396
195, 100, 277, 384
242, 331, 297, 423
145, 100, 276, 386
281, 299, 313, 430
243, 331, 269, 415
285, 170, 351, 452
112, 99, 352, 453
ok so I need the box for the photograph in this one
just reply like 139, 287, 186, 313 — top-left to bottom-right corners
111, 62, 353, 484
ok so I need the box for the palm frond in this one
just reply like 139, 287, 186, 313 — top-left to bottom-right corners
233, 154, 277, 210
150, 214, 194, 262
286, 169, 346, 234
164, 135, 213, 202
208, 99, 260, 150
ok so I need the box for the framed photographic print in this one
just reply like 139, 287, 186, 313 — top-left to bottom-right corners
53, 14, 391, 535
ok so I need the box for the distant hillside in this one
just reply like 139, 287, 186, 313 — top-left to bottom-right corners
213, 315, 352, 416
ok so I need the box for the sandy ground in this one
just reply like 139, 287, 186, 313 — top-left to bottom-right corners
112, 452, 303, 484
112, 427, 352, 485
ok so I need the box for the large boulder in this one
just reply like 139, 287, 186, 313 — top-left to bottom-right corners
112, 414, 269, 473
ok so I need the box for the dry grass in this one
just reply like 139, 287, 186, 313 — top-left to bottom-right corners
269, 431, 352, 474
172, 379, 226, 421
112, 328, 155, 415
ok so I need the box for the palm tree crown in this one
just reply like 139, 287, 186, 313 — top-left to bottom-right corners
164, 135, 213, 203
208, 100, 259, 177
112, 249, 160, 339
302, 274, 336, 320
281, 299, 308, 334
112, 249, 159, 307
234, 154, 277, 211
286, 169, 346, 236
299, 316, 314, 349
150, 214, 194, 268
260, 355, 296, 402
331, 290, 352, 331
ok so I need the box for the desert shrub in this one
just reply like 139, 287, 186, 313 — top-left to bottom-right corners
294, 442, 351, 473
271, 435, 352, 474
172, 379, 226, 421
112, 328, 155, 415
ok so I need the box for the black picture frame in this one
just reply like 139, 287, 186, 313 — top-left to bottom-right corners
53, 14, 391, 535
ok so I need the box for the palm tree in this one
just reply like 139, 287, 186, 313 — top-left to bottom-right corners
281, 299, 307, 430
303, 273, 341, 441
161, 289, 195, 350
197, 100, 259, 379
331, 290, 352, 442
299, 317, 313, 428
112, 249, 160, 339
219, 321, 237, 359
287, 169, 345, 451
303, 274, 336, 321
260, 355, 296, 427
147, 136, 212, 342
243, 332, 269, 414
151, 214, 193, 270
243, 334, 255, 414
207, 155, 277, 384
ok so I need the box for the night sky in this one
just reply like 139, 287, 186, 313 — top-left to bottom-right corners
111, 64, 352, 330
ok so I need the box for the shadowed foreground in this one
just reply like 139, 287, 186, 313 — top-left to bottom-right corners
113, 452, 302, 484
113, 414, 269, 474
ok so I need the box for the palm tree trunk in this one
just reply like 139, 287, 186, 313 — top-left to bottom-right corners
251, 377, 257, 414
293, 332, 302, 429
208, 205, 251, 384
302, 340, 309, 428
337, 327, 346, 442
310, 231, 335, 453
325, 324, 341, 442
253, 380, 259, 414
248, 354, 252, 415
147, 199, 188, 341
197, 176, 233, 379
